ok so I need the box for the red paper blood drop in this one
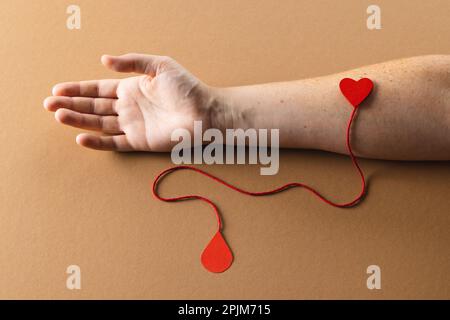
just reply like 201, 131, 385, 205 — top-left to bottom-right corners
201, 231, 233, 273
339, 78, 374, 108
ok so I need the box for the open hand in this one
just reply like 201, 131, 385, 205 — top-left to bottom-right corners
44, 54, 215, 151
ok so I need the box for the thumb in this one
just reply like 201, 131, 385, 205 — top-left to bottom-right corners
101, 53, 171, 76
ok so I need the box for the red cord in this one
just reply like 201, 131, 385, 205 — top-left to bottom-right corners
152, 106, 366, 233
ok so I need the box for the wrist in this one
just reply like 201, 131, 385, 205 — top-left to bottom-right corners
207, 86, 243, 133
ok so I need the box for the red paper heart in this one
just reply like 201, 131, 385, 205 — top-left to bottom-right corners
201, 231, 233, 273
339, 78, 374, 108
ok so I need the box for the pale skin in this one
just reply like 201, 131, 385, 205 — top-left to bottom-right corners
44, 54, 450, 160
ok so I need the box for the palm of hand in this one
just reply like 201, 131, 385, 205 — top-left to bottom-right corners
116, 69, 210, 151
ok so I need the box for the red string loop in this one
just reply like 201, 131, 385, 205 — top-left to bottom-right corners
152, 106, 366, 232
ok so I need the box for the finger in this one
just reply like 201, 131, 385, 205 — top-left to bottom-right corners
44, 96, 117, 115
101, 53, 172, 76
55, 109, 122, 134
52, 79, 120, 98
76, 133, 133, 152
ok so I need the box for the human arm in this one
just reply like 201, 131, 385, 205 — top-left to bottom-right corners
44, 54, 450, 160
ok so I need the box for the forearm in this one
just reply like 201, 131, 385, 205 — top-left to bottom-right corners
209, 55, 450, 160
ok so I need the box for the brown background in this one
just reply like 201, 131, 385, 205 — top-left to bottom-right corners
0, 0, 449, 299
